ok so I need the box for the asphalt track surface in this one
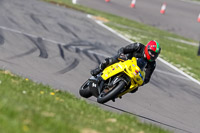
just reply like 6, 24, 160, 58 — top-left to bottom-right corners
0, 0, 200, 133
79, 0, 200, 41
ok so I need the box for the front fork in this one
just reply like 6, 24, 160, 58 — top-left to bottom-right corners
105, 74, 131, 97
88, 75, 104, 97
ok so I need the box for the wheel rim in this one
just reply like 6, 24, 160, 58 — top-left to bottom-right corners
99, 92, 106, 98
99, 84, 117, 98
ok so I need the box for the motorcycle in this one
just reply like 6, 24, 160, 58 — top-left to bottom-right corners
79, 56, 147, 104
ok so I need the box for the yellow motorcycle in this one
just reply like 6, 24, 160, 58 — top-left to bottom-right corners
79, 57, 146, 104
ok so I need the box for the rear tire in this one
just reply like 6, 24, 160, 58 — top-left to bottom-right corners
97, 81, 126, 104
79, 80, 92, 98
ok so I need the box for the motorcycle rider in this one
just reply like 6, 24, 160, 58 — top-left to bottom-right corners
90, 40, 161, 92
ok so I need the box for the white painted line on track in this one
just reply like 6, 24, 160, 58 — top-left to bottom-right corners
0, 26, 65, 45
155, 69, 190, 80
0, 26, 37, 38
0, 20, 200, 85
0, 25, 111, 59
86, 14, 200, 86
157, 58, 200, 85
0, 24, 188, 81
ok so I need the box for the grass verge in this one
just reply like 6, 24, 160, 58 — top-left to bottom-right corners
0, 70, 171, 133
192, 0, 200, 2
0, 0, 198, 133
44, 0, 200, 81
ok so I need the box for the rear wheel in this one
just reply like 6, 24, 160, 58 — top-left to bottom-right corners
79, 80, 92, 98
97, 81, 126, 104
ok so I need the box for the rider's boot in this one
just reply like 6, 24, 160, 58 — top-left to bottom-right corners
90, 59, 109, 76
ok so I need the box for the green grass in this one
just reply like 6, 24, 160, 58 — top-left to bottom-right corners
0, 70, 171, 133
0, 0, 198, 132
44, 0, 200, 81
192, 0, 200, 2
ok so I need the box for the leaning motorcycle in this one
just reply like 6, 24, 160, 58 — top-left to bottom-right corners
79, 57, 147, 104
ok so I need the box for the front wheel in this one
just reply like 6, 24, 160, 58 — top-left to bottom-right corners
97, 81, 126, 104
79, 80, 92, 98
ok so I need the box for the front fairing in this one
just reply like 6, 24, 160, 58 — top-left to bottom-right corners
101, 61, 125, 81
101, 57, 145, 88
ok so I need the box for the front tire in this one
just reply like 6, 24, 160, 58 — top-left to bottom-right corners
79, 80, 92, 98
97, 81, 126, 104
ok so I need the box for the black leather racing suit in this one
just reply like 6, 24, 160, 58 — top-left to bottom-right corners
118, 43, 156, 85
98, 42, 156, 86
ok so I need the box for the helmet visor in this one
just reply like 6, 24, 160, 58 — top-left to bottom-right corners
148, 50, 159, 60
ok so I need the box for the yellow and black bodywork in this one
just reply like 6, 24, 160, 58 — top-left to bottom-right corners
101, 57, 145, 97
